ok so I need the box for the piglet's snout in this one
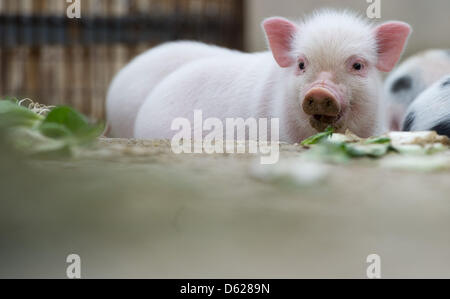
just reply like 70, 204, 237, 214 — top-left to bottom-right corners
303, 88, 341, 117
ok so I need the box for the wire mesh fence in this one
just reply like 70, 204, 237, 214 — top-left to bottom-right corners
0, 0, 244, 120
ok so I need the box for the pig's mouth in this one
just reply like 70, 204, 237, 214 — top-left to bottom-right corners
309, 112, 344, 132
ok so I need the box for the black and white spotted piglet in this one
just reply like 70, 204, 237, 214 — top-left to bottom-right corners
403, 75, 450, 137
384, 49, 450, 131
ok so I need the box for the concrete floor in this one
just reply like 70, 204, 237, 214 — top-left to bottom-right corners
1, 138, 450, 278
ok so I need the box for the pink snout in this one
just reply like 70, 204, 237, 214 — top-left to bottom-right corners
302, 83, 346, 131
303, 88, 341, 117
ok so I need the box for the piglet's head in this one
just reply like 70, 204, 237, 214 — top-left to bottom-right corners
263, 12, 411, 137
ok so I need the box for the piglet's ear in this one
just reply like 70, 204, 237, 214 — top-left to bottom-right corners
263, 17, 298, 68
375, 21, 412, 72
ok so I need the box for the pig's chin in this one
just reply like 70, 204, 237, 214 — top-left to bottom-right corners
308, 112, 346, 133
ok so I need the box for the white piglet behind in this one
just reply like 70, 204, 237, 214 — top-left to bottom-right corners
106, 41, 235, 137
132, 10, 411, 142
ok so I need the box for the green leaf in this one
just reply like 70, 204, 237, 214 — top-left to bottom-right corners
5, 127, 72, 157
364, 137, 391, 145
41, 106, 104, 143
301, 126, 334, 146
0, 100, 43, 129
42, 106, 90, 133
305, 140, 351, 163
346, 143, 390, 158
39, 122, 73, 139
1, 100, 103, 157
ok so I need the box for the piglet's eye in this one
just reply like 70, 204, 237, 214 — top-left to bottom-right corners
353, 63, 363, 71
347, 57, 367, 76
299, 62, 306, 70
297, 56, 308, 74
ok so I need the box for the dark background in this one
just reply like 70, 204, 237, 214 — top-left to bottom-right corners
0, 0, 243, 120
